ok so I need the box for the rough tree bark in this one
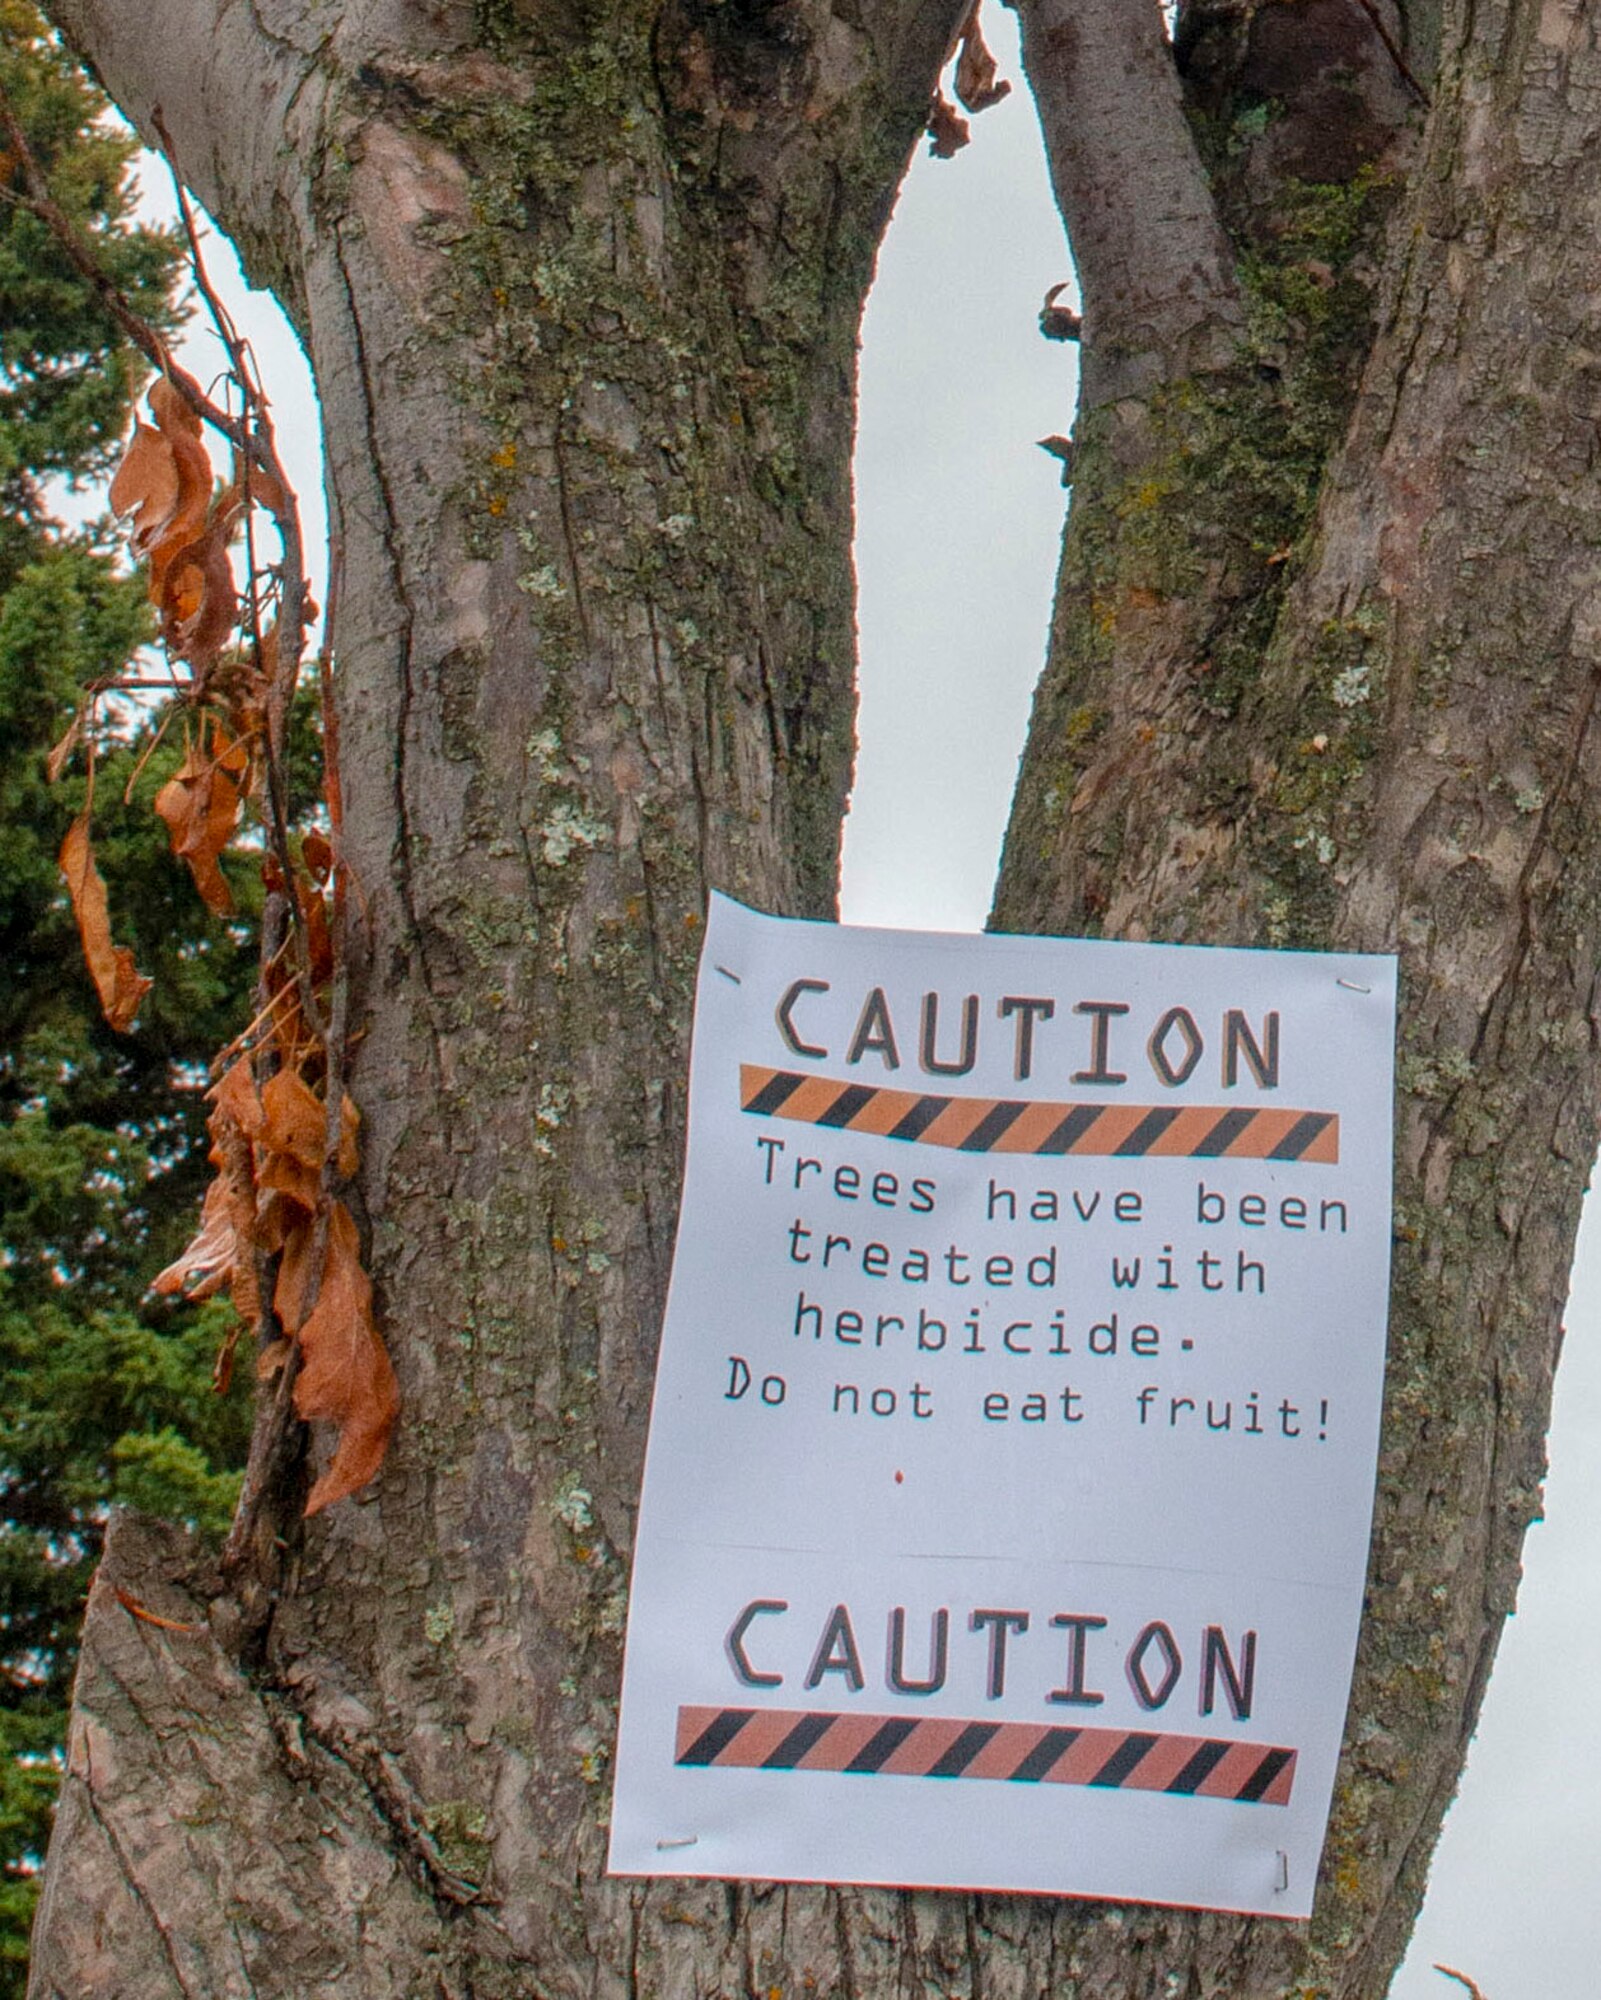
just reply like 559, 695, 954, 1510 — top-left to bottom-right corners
26, 1, 1601, 1997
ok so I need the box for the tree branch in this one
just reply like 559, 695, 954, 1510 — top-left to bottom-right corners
1014, 0, 1241, 407
40, 0, 322, 277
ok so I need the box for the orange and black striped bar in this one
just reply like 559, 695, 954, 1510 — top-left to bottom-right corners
674, 1705, 1296, 1805
739, 1065, 1339, 1164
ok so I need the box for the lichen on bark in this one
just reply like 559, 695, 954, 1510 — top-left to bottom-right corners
25, 0, 1601, 1996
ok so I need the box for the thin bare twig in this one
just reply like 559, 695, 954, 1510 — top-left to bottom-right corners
0, 83, 248, 448
150, 111, 328, 1050
1350, 0, 1432, 104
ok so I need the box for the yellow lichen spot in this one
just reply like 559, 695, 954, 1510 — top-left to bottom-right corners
552, 1235, 568, 1253
1333, 1855, 1363, 1899
491, 441, 519, 471
684, 910, 700, 929
487, 493, 508, 516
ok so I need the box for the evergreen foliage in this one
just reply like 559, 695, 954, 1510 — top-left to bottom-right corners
0, 6, 253, 1980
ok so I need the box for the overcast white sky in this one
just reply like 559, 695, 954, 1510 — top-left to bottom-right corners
153, 8, 1597, 1989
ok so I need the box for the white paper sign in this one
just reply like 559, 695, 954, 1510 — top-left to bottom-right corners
609, 895, 1396, 1918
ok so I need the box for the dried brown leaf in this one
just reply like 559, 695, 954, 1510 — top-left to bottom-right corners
928, 89, 970, 158
151, 1171, 237, 1299
45, 705, 86, 784
293, 1201, 400, 1514
114, 377, 212, 580
256, 1066, 325, 1211
261, 1066, 326, 1172
58, 813, 152, 1032
112, 1586, 203, 1635
247, 459, 289, 519
953, 2, 1010, 114
212, 1317, 241, 1396
153, 722, 250, 914
300, 877, 334, 986
213, 1055, 267, 1140
157, 520, 238, 671
147, 371, 205, 440
109, 420, 181, 552
302, 829, 334, 883
272, 1208, 319, 1334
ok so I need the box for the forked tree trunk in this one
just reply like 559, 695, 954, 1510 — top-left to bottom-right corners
29, 1, 1601, 1997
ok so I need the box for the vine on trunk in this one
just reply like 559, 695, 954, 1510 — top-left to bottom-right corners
1, 88, 397, 1519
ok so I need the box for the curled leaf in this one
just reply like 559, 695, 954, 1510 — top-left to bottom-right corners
302, 829, 334, 882
157, 518, 239, 671
112, 1587, 203, 1636
261, 1066, 327, 1170
153, 1063, 262, 1327
153, 721, 250, 914
213, 1055, 267, 1140
293, 1201, 400, 1514
112, 375, 211, 563
151, 1170, 238, 1301
59, 813, 152, 1032
272, 1206, 320, 1334
953, 2, 1010, 114
928, 89, 969, 158
108, 421, 181, 551
213, 1318, 241, 1396
46, 705, 87, 783
1040, 282, 1082, 343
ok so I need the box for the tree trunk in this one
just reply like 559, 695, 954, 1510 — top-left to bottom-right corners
28, 1, 1601, 1997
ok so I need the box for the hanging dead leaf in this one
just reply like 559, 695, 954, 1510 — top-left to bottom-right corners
212, 1318, 241, 1396
953, 2, 1010, 114
299, 875, 335, 985
272, 1207, 320, 1334
246, 458, 289, 520
928, 89, 970, 158
293, 1200, 400, 1514
59, 813, 152, 1032
112, 375, 213, 569
213, 1055, 267, 1140
154, 721, 250, 913
151, 1170, 238, 1301
45, 705, 87, 783
108, 420, 181, 551
157, 518, 239, 671
302, 829, 334, 882
260, 1066, 327, 1171
152, 1064, 263, 1329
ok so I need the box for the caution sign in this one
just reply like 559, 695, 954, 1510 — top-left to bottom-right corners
608, 895, 1396, 1918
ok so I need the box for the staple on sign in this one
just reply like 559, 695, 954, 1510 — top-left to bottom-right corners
715, 966, 743, 984
1275, 1851, 1290, 1892
657, 1834, 700, 1850
1336, 979, 1372, 993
